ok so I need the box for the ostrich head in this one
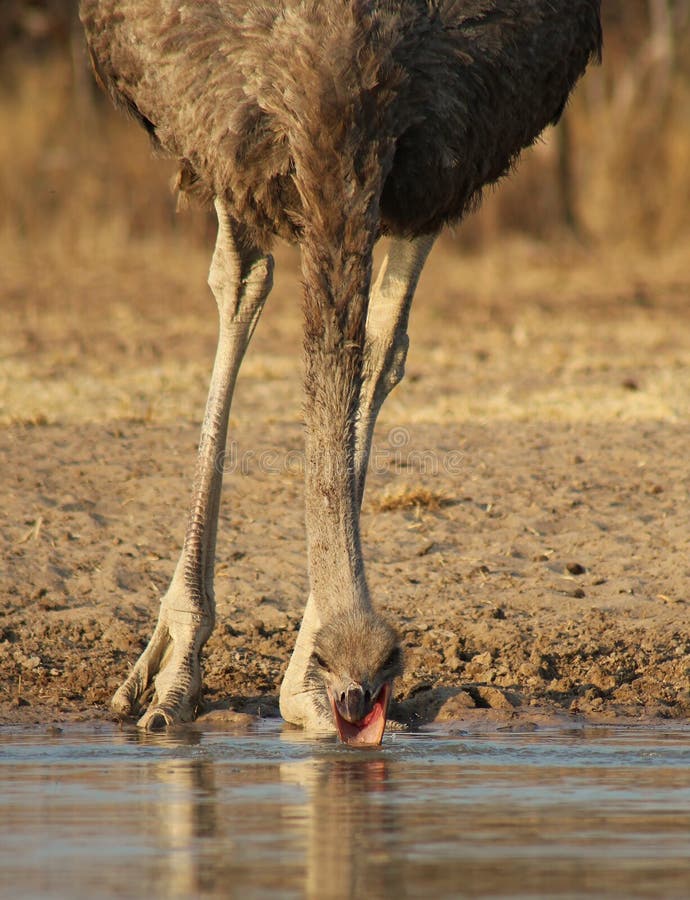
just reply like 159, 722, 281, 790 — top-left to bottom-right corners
308, 608, 403, 745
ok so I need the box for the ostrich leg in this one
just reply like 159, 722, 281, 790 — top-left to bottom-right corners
354, 234, 436, 503
112, 199, 273, 729
279, 235, 434, 729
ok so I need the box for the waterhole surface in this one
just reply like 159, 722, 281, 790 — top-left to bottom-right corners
1, 723, 688, 898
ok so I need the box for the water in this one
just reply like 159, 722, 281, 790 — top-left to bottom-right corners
1, 723, 689, 899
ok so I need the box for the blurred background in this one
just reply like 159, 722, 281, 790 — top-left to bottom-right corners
1, 0, 690, 259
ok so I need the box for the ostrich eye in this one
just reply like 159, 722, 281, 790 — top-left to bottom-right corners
383, 648, 401, 670
313, 653, 329, 671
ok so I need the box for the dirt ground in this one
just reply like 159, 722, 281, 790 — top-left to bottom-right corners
1, 236, 689, 729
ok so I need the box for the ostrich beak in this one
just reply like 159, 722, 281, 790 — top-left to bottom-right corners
328, 682, 392, 746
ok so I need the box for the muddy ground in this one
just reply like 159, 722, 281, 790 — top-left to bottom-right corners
1, 237, 689, 729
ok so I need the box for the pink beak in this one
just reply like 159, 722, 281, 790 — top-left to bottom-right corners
328, 682, 392, 746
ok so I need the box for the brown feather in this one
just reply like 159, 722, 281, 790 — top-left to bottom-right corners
79, 1, 602, 248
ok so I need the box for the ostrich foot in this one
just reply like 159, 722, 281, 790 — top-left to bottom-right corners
112, 585, 213, 729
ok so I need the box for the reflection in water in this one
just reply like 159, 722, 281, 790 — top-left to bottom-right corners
281, 754, 400, 899
141, 734, 403, 898
153, 757, 214, 897
1, 725, 689, 898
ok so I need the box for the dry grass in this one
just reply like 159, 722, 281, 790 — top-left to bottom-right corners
1, 20, 689, 432
0, 55, 212, 272
370, 485, 453, 514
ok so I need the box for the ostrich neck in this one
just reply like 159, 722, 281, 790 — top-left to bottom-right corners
301, 231, 374, 619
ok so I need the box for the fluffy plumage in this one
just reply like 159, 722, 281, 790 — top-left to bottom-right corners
80, 1, 602, 248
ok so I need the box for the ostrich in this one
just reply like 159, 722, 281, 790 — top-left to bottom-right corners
79, 1, 602, 743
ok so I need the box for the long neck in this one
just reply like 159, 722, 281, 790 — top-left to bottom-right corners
301, 217, 375, 618
281, 2, 398, 619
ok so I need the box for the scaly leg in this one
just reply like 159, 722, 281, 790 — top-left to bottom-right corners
112, 199, 273, 729
355, 234, 435, 503
279, 235, 435, 729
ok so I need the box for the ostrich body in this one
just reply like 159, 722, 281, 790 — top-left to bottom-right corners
80, 1, 602, 742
